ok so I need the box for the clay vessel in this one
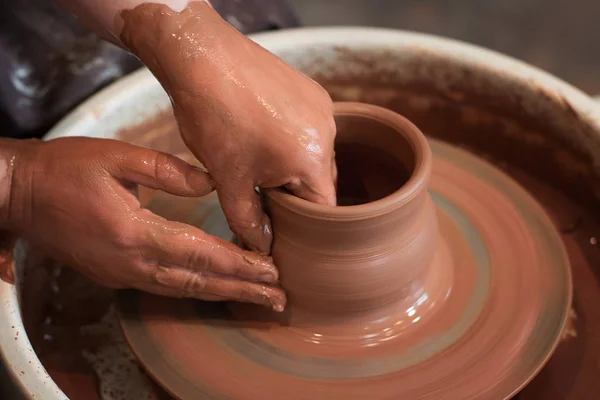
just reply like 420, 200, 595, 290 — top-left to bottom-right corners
266, 102, 438, 314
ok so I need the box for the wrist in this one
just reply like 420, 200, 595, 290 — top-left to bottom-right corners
119, 1, 231, 92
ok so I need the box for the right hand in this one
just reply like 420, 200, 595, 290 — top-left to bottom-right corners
119, 2, 338, 255
0, 137, 286, 311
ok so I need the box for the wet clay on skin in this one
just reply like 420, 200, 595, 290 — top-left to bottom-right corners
0, 2, 292, 313
118, 1, 338, 255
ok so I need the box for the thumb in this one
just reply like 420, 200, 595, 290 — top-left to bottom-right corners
217, 182, 272, 255
285, 159, 337, 206
107, 141, 214, 197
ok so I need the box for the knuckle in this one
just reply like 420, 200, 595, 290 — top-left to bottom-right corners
184, 246, 212, 271
130, 258, 151, 277
286, 176, 302, 190
112, 224, 143, 249
153, 265, 207, 296
181, 271, 206, 295
152, 152, 178, 182
225, 215, 254, 236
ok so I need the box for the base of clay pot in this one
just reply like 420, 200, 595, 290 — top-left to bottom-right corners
227, 227, 455, 352
118, 139, 571, 400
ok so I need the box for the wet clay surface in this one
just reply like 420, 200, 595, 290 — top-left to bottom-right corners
318, 82, 599, 399
315, 82, 599, 399
21, 96, 600, 399
119, 2, 338, 256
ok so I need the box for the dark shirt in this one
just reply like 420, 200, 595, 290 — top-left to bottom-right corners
0, 0, 299, 138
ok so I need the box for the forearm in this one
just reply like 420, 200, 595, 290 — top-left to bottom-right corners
55, 0, 206, 45
54, 0, 228, 91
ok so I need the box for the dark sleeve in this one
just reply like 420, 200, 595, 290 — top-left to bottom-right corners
0, 0, 300, 139
0, 0, 140, 139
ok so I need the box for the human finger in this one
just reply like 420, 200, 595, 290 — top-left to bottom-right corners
217, 182, 272, 255
137, 266, 286, 311
140, 212, 278, 283
285, 160, 337, 206
104, 140, 214, 197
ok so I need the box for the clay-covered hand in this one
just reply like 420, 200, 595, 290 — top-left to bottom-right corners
119, 2, 337, 254
0, 138, 285, 311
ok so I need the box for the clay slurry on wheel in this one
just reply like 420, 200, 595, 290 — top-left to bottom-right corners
118, 104, 571, 399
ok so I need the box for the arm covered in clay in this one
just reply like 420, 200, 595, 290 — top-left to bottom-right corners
56, 0, 337, 255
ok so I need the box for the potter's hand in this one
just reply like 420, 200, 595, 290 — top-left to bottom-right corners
0, 138, 285, 311
56, 0, 337, 255
120, 2, 337, 254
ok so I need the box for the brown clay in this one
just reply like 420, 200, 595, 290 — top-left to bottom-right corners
117, 103, 571, 399
266, 102, 439, 315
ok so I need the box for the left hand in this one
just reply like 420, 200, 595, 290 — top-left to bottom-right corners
0, 137, 286, 310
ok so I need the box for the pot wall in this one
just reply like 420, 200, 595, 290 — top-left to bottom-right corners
266, 102, 438, 313
1, 27, 600, 400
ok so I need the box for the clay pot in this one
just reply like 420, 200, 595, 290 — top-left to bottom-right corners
265, 102, 438, 314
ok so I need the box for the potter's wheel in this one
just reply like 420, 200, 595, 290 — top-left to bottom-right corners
118, 139, 572, 399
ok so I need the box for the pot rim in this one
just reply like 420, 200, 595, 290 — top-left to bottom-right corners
266, 101, 431, 220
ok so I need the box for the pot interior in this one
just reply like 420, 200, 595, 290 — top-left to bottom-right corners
335, 110, 415, 206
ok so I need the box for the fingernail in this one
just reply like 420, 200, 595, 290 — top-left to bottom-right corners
188, 167, 215, 195
258, 272, 277, 283
240, 214, 273, 255
258, 286, 286, 312
268, 293, 286, 312
240, 251, 279, 282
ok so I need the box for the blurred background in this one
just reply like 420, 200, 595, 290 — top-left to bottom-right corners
289, 0, 600, 95
2, 0, 598, 140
